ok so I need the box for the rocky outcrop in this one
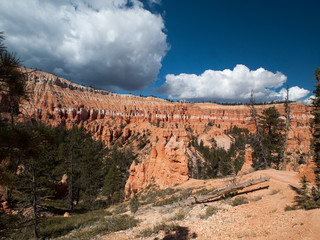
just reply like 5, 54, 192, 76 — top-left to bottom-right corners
238, 145, 254, 175
125, 131, 189, 198
1, 69, 314, 194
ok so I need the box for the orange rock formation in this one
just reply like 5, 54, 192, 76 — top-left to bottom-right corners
0, 69, 314, 195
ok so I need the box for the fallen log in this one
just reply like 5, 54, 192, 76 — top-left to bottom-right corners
194, 176, 270, 204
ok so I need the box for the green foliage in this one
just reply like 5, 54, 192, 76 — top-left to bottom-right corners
103, 164, 123, 204
113, 204, 128, 214
200, 206, 218, 219
58, 127, 105, 210
153, 195, 180, 207
39, 211, 137, 239
269, 189, 281, 195
311, 67, 320, 191
294, 175, 320, 210
138, 222, 179, 238
252, 106, 285, 169
192, 126, 248, 179
231, 196, 249, 206
284, 205, 297, 211
129, 194, 140, 213
174, 209, 187, 220
0, 32, 28, 126
294, 68, 320, 210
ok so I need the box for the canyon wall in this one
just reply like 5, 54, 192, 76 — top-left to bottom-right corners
0, 69, 314, 194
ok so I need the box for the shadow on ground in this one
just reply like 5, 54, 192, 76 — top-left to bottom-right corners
154, 226, 197, 240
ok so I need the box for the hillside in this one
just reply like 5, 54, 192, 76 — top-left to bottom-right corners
64, 169, 320, 240
1, 68, 318, 240
1, 68, 314, 195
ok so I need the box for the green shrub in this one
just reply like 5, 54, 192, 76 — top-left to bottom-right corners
62, 215, 138, 240
200, 206, 218, 219
130, 194, 140, 213
284, 205, 297, 211
250, 195, 263, 202
138, 223, 178, 238
174, 209, 186, 220
195, 188, 212, 196
269, 189, 281, 195
231, 196, 248, 206
153, 195, 179, 207
113, 204, 128, 214
39, 209, 107, 238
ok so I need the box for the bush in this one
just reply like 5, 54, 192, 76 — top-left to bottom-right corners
174, 209, 187, 220
130, 194, 140, 213
269, 189, 281, 195
113, 204, 128, 214
153, 195, 180, 207
200, 206, 218, 219
63, 214, 138, 239
231, 196, 249, 206
39, 209, 107, 238
284, 205, 297, 211
138, 223, 178, 238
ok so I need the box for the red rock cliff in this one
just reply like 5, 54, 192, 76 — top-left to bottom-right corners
1, 69, 313, 195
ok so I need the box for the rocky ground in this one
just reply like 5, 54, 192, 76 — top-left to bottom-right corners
100, 169, 320, 240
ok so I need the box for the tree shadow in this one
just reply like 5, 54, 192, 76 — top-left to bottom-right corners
154, 226, 197, 240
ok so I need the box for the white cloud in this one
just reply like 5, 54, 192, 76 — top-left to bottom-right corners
278, 86, 310, 102
0, 0, 168, 91
303, 95, 315, 105
160, 64, 309, 103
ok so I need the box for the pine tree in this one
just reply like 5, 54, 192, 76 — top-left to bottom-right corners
103, 164, 123, 204
129, 194, 140, 214
312, 67, 320, 190
251, 106, 284, 169
0, 32, 28, 127
294, 68, 320, 210
294, 175, 311, 209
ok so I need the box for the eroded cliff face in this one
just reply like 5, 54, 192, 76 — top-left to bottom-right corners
1, 69, 314, 195
125, 131, 189, 198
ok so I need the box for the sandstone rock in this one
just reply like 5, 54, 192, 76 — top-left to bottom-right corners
238, 145, 254, 175
64, 212, 71, 217
4, 68, 314, 194
125, 133, 189, 198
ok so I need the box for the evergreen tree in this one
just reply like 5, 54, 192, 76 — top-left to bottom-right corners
312, 67, 320, 190
252, 106, 284, 169
294, 68, 320, 210
103, 164, 123, 204
78, 137, 104, 207
294, 175, 311, 209
129, 194, 140, 214
58, 127, 105, 210
0, 32, 28, 127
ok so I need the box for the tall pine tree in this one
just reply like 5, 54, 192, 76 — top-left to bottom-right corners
312, 67, 320, 190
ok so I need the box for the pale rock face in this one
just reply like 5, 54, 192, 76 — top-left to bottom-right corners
2, 68, 313, 194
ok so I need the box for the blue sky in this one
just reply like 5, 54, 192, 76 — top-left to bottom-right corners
0, 0, 319, 103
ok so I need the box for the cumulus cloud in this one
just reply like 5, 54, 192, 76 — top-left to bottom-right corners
303, 95, 315, 105
160, 64, 309, 103
0, 0, 168, 91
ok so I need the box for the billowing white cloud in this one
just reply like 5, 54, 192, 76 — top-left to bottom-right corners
278, 86, 310, 102
303, 95, 315, 105
0, 0, 168, 91
160, 64, 309, 103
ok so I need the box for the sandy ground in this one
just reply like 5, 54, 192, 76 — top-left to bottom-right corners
100, 169, 320, 240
